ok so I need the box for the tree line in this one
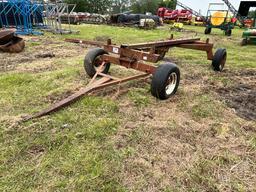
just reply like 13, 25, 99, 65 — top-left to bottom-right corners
64, 0, 177, 14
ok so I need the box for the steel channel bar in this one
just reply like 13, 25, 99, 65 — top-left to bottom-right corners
103, 45, 160, 63
98, 72, 121, 80
176, 43, 214, 60
22, 73, 149, 121
65, 38, 104, 47
121, 38, 201, 49
102, 54, 157, 74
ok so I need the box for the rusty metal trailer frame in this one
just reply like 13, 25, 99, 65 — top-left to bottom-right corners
0, 30, 25, 53
66, 37, 215, 74
23, 37, 226, 121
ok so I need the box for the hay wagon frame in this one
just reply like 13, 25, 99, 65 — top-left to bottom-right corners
23, 36, 227, 121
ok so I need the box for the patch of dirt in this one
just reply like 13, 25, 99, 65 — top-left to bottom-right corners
218, 84, 256, 121
0, 36, 84, 73
182, 67, 256, 121
115, 97, 256, 191
35, 52, 55, 58
27, 145, 45, 155
45, 90, 75, 104
217, 69, 256, 121
16, 62, 57, 73
111, 63, 256, 191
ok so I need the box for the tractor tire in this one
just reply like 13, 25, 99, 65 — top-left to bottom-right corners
241, 39, 247, 46
205, 27, 212, 34
84, 48, 111, 78
225, 29, 232, 36
151, 63, 180, 100
212, 48, 227, 72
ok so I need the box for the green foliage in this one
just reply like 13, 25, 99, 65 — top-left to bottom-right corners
64, 0, 177, 14
248, 10, 256, 18
64, 0, 112, 13
112, 0, 131, 14
158, 0, 177, 9
130, 0, 177, 14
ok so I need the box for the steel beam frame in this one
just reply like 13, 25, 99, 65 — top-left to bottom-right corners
23, 37, 216, 121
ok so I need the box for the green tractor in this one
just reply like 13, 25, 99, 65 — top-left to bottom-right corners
242, 29, 256, 45
239, 1, 256, 46
204, 3, 235, 36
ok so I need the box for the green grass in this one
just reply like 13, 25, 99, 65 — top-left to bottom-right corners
0, 24, 255, 191
0, 97, 124, 191
61, 24, 181, 44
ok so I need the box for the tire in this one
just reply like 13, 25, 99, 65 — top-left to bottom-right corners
225, 29, 232, 36
84, 48, 110, 77
241, 38, 247, 46
212, 48, 227, 72
205, 27, 211, 34
151, 63, 180, 100
117, 14, 126, 23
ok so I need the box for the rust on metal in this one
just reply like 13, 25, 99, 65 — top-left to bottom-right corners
23, 64, 149, 122
0, 29, 15, 43
121, 38, 200, 49
65, 37, 213, 61
65, 38, 104, 47
23, 36, 219, 121
176, 42, 214, 60
103, 45, 160, 63
0, 30, 25, 53
102, 54, 156, 74
0, 36, 25, 53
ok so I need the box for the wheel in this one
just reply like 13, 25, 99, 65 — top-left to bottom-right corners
151, 63, 180, 100
212, 48, 227, 72
241, 38, 247, 46
225, 29, 232, 36
84, 48, 111, 77
205, 27, 211, 34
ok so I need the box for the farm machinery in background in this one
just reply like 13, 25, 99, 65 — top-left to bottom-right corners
60, 12, 162, 29
239, 1, 256, 46
221, 0, 245, 27
60, 12, 108, 25
157, 0, 205, 25
204, 0, 256, 36
176, 1, 205, 25
157, 8, 193, 25
204, 3, 236, 36
220, 0, 255, 28
0, 29, 25, 53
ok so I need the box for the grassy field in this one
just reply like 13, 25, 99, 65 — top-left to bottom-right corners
0, 24, 255, 191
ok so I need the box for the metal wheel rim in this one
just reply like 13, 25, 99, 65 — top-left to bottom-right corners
165, 72, 177, 95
